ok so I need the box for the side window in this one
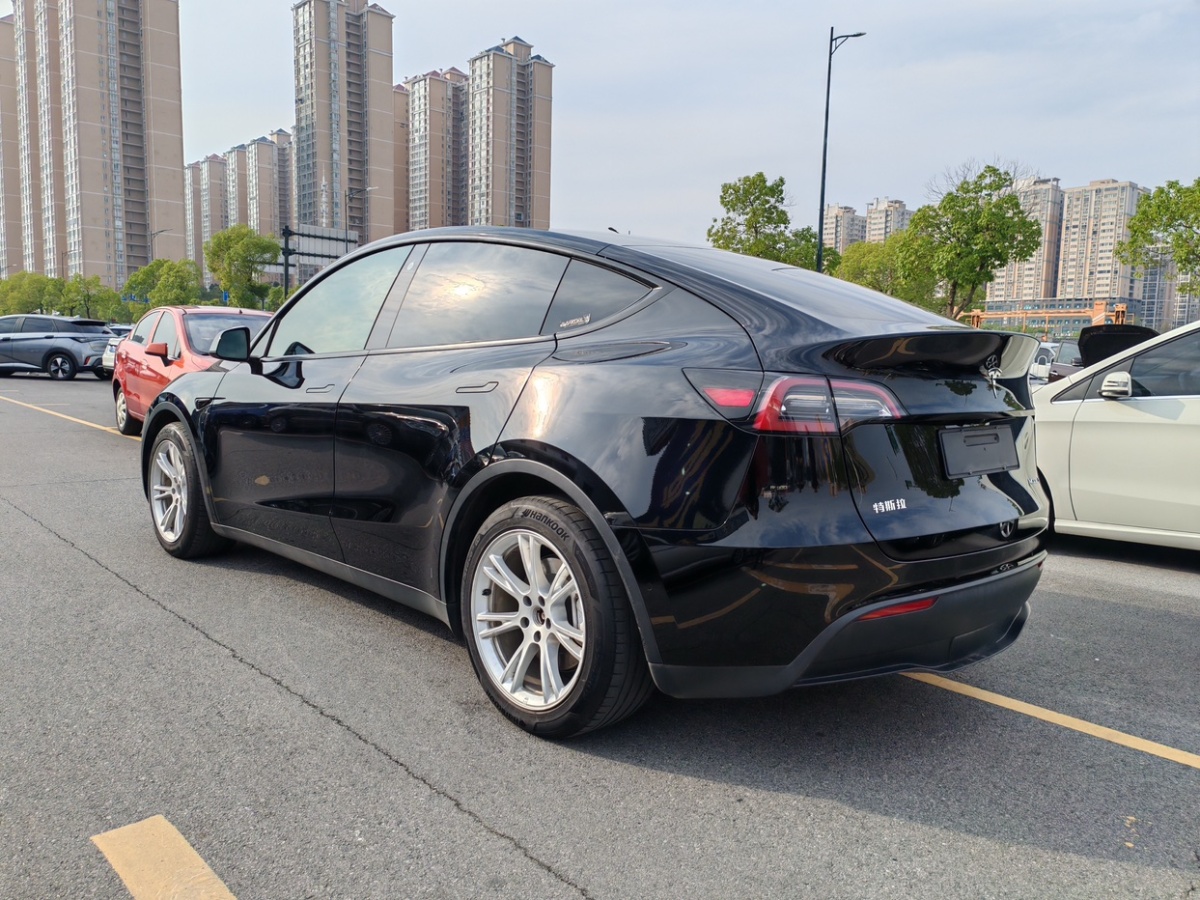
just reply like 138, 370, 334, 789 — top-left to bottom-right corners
20, 317, 51, 333
131, 312, 160, 345
152, 313, 181, 358
541, 260, 652, 334
387, 242, 567, 349
268, 246, 410, 356
0, 318, 17, 334
1128, 332, 1200, 397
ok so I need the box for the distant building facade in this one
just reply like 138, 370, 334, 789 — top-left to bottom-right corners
1, 0, 186, 287
865, 197, 912, 244
986, 177, 1064, 305
822, 204, 866, 254
292, 0, 394, 245
405, 68, 467, 230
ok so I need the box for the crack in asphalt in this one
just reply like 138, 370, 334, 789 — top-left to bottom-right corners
4, 496, 594, 900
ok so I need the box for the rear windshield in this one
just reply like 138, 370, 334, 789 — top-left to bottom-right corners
185, 315, 270, 354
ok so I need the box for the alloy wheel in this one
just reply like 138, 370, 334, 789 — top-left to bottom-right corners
150, 439, 188, 543
469, 529, 586, 711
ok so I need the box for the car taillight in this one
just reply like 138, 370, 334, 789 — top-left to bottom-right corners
688, 369, 904, 434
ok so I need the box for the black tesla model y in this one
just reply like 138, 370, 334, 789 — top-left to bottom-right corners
142, 228, 1048, 737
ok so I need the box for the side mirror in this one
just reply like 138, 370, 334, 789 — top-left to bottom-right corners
1099, 371, 1132, 399
145, 341, 170, 359
213, 326, 251, 362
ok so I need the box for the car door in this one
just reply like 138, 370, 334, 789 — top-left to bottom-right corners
133, 310, 183, 418
0, 317, 18, 366
331, 240, 567, 594
13, 316, 55, 367
121, 310, 162, 413
204, 246, 413, 560
1068, 329, 1200, 533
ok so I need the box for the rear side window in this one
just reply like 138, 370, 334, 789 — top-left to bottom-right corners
0, 318, 17, 334
387, 242, 567, 348
268, 246, 411, 356
131, 312, 161, 345
20, 317, 51, 333
540, 260, 651, 334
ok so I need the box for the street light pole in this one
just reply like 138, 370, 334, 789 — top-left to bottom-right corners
815, 26, 865, 275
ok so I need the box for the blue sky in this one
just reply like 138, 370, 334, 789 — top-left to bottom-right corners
4, 0, 1197, 243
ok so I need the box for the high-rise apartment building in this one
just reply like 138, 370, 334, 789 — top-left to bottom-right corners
392, 84, 409, 234
225, 144, 249, 228
986, 177, 1064, 306
0, 15, 22, 275
1056, 179, 1146, 304
406, 68, 467, 230
3, 0, 185, 286
246, 130, 292, 239
822, 204, 866, 253
865, 198, 912, 244
292, 0, 394, 245
183, 160, 202, 267
467, 37, 553, 228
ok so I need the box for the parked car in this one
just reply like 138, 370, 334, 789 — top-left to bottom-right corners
140, 227, 1048, 737
0, 314, 113, 380
113, 306, 271, 435
1046, 324, 1157, 382
100, 325, 134, 379
1028, 341, 1060, 385
1034, 320, 1200, 551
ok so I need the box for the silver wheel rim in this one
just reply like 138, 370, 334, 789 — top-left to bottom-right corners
150, 439, 188, 543
49, 356, 70, 378
115, 390, 128, 429
469, 529, 586, 711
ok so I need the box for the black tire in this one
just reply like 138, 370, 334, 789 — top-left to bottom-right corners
461, 496, 653, 738
46, 352, 77, 381
114, 385, 142, 436
146, 422, 230, 558
95, 369, 112, 380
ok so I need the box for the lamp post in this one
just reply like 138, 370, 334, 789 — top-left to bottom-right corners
815, 26, 865, 275
344, 186, 377, 254
149, 228, 171, 260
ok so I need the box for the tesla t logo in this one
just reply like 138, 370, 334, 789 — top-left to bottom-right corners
872, 498, 908, 514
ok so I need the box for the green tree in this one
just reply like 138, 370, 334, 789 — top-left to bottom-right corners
204, 224, 281, 308
837, 231, 940, 311
148, 259, 203, 307
123, 259, 172, 304
707, 172, 834, 272
60, 273, 120, 319
1117, 177, 1200, 281
0, 271, 63, 315
897, 164, 1042, 320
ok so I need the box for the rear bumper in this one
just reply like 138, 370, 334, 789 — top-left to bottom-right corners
649, 551, 1044, 699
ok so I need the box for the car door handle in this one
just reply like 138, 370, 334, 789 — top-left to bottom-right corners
305, 384, 335, 394
456, 381, 498, 394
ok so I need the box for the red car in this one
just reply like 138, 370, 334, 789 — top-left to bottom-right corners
113, 306, 271, 435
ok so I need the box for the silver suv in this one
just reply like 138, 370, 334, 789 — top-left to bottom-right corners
0, 315, 113, 380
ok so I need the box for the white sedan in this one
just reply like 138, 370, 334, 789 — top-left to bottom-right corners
1033, 319, 1200, 551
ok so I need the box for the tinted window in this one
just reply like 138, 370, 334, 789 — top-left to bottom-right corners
1056, 341, 1080, 365
1129, 332, 1200, 397
20, 317, 52, 333
184, 314, 269, 355
541, 260, 651, 334
388, 242, 567, 348
131, 312, 161, 345
152, 313, 180, 358
0, 318, 17, 335
269, 247, 410, 356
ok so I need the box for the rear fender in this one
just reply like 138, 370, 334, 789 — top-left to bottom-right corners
441, 450, 665, 664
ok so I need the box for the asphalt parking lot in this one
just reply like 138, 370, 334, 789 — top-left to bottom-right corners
1, 373, 1197, 899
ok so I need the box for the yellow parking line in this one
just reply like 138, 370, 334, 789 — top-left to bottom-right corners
0, 394, 139, 441
92, 815, 236, 899
906, 672, 1200, 770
